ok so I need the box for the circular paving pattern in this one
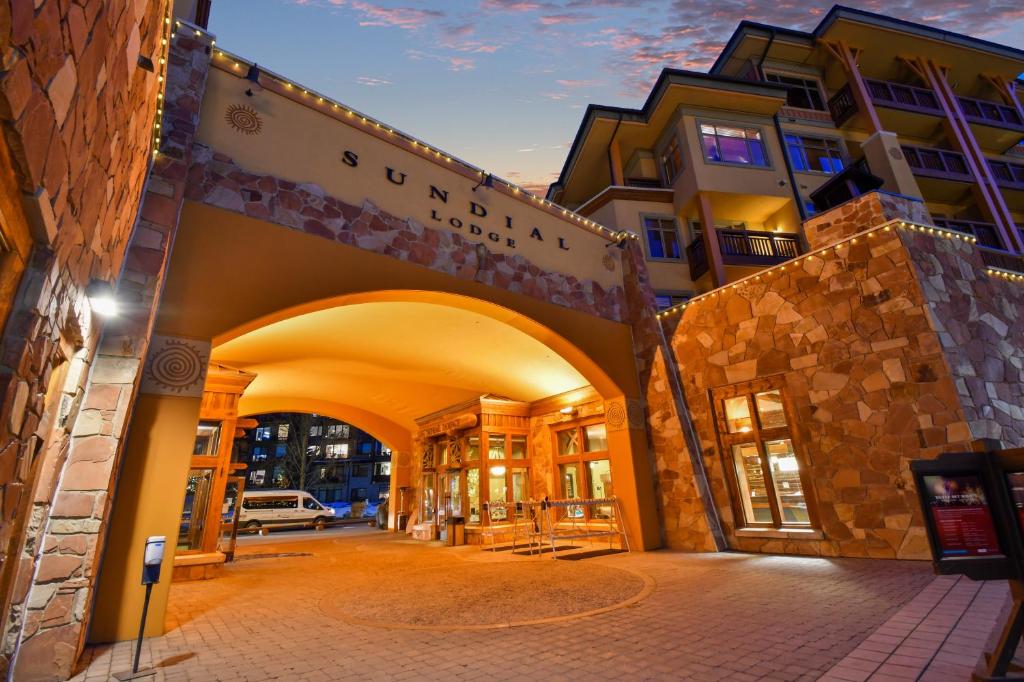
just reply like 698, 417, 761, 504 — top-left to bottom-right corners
317, 541, 651, 629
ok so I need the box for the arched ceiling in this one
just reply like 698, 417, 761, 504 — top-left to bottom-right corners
211, 301, 589, 437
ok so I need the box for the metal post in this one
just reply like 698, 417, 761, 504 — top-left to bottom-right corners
132, 583, 154, 676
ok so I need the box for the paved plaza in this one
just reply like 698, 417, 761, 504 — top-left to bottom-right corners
73, 528, 1004, 681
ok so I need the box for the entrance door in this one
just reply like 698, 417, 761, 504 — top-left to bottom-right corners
437, 472, 462, 542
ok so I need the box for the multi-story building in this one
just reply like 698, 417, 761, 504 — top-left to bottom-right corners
549, 6, 1024, 302
236, 414, 392, 504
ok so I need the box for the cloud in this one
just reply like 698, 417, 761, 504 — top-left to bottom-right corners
538, 12, 595, 25
348, 1, 443, 30
480, 0, 554, 11
540, 91, 569, 100
355, 75, 392, 86
555, 78, 601, 88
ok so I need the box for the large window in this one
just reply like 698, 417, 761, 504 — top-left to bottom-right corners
554, 420, 612, 519
326, 424, 350, 438
659, 135, 683, 182
700, 122, 769, 167
643, 216, 681, 260
714, 382, 814, 529
466, 431, 528, 523
326, 442, 349, 459
785, 134, 845, 174
764, 72, 826, 111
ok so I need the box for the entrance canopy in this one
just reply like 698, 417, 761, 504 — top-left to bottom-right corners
212, 296, 591, 447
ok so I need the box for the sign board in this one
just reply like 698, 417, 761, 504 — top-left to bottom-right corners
910, 452, 1016, 581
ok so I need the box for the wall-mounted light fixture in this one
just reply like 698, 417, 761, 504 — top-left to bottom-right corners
559, 405, 578, 417
85, 280, 118, 318
245, 64, 262, 97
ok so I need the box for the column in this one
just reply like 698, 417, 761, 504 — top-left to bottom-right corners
697, 193, 727, 289
609, 138, 625, 186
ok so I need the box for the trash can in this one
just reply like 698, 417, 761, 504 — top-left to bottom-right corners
445, 516, 465, 546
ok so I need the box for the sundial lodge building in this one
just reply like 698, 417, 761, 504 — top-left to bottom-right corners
0, 1, 1022, 677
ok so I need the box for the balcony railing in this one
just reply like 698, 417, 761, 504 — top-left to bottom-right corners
979, 246, 1024, 275
828, 84, 857, 126
686, 229, 801, 281
902, 145, 973, 181
865, 79, 942, 115
932, 218, 1004, 249
989, 159, 1024, 190
958, 96, 1024, 131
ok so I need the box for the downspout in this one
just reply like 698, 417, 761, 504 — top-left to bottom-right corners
606, 113, 623, 186
759, 29, 809, 223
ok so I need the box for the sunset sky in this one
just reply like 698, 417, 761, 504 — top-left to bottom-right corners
208, 1, 1024, 194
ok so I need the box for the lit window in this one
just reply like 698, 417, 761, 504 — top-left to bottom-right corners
277, 424, 289, 440
643, 216, 681, 260
251, 447, 267, 461
194, 422, 220, 455
326, 443, 349, 458
255, 426, 272, 441
700, 123, 769, 167
785, 134, 846, 174
326, 424, 350, 438
554, 421, 612, 520
714, 385, 811, 528
764, 72, 825, 111
275, 444, 286, 457
249, 469, 266, 485
309, 425, 323, 437
659, 135, 683, 182
654, 292, 690, 311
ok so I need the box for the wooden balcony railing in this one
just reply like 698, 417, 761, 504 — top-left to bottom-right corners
686, 230, 801, 281
989, 159, 1024, 190
958, 96, 1024, 131
828, 84, 857, 126
902, 145, 973, 181
979, 246, 1024, 275
932, 218, 1004, 249
865, 79, 942, 115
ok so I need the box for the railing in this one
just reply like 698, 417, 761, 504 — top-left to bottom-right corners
932, 218, 1004, 249
865, 79, 942, 115
624, 177, 665, 189
828, 84, 857, 126
686, 230, 800, 281
958, 96, 1024, 130
902, 145, 973, 181
989, 159, 1024, 190
979, 246, 1024, 275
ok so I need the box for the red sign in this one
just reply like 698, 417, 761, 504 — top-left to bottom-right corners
922, 474, 1002, 558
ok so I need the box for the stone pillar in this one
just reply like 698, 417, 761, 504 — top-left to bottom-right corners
619, 237, 724, 551
8, 26, 213, 678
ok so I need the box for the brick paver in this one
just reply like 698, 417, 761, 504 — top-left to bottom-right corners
73, 528, 948, 681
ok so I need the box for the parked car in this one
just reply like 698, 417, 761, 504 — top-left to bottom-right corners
239, 490, 335, 529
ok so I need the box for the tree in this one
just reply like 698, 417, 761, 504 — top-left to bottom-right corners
280, 413, 318, 492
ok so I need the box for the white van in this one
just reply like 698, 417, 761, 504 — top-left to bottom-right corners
239, 490, 335, 530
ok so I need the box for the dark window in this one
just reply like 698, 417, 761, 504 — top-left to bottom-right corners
350, 488, 367, 502
700, 123, 769, 167
660, 135, 683, 182
765, 73, 825, 111
785, 134, 846, 174
360, 442, 372, 454
654, 293, 690, 310
275, 443, 286, 457
643, 216, 681, 260
303, 496, 322, 510
353, 463, 371, 478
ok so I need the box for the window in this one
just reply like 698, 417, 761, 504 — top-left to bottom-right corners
360, 441, 372, 455
764, 72, 825, 111
255, 426, 272, 441
464, 430, 529, 524
351, 488, 367, 502
326, 443, 349, 458
659, 135, 683, 182
251, 447, 267, 461
303, 496, 323, 510
374, 461, 391, 477
194, 422, 221, 456
554, 420, 612, 519
309, 425, 323, 437
249, 469, 266, 485
785, 134, 845, 174
700, 122, 769, 167
353, 464, 370, 478
326, 424, 349, 438
654, 292, 690, 310
643, 216, 681, 260
277, 424, 289, 440
714, 383, 813, 529
275, 444, 286, 457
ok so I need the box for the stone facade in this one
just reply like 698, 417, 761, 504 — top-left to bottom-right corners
0, 1, 169, 676
802, 191, 932, 251
658, 192, 1023, 559
183, 146, 627, 323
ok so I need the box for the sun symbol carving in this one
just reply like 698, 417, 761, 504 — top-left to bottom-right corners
225, 104, 263, 135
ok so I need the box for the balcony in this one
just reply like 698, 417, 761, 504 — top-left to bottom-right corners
989, 159, 1024, 191
932, 218, 1004, 249
865, 79, 942, 116
686, 229, 801, 281
958, 96, 1024, 131
979, 246, 1024, 275
902, 145, 973, 182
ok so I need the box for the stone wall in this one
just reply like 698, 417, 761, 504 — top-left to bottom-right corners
183, 146, 627, 323
0, 1, 169, 675
658, 191, 1023, 559
802, 192, 931, 251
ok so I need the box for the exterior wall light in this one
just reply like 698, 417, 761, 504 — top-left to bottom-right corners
86, 280, 119, 318
245, 64, 262, 96
559, 406, 578, 416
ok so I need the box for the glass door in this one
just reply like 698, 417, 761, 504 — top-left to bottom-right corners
178, 468, 214, 551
